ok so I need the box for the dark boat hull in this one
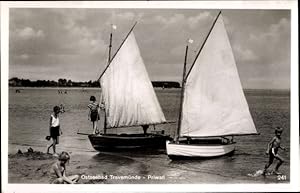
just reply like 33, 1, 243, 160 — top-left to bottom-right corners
88, 133, 172, 151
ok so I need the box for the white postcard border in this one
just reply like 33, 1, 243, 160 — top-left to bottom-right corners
1, 1, 299, 192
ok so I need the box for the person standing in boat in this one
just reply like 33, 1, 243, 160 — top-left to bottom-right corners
88, 96, 101, 134
263, 127, 287, 175
50, 151, 79, 184
47, 106, 63, 155
142, 125, 149, 135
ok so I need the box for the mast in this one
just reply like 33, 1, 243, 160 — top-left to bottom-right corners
185, 11, 221, 80
108, 32, 112, 62
103, 31, 113, 134
176, 44, 189, 142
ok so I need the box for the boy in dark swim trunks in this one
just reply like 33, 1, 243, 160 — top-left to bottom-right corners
88, 96, 101, 134
263, 127, 287, 175
47, 106, 63, 155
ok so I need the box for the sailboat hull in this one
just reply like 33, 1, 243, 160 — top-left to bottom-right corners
89, 134, 172, 151
166, 139, 235, 159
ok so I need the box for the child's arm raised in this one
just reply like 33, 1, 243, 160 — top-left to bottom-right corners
100, 102, 105, 110
60, 104, 65, 113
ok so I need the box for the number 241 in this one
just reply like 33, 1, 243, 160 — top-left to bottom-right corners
277, 175, 287, 181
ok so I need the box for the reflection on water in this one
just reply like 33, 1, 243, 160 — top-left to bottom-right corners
8, 87, 290, 183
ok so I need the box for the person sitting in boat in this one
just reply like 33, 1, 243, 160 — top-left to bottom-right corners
186, 136, 192, 144
47, 106, 63, 155
88, 96, 101, 134
221, 137, 232, 144
142, 125, 149, 135
263, 127, 286, 175
50, 151, 79, 184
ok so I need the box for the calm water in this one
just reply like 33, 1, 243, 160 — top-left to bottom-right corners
8, 87, 290, 183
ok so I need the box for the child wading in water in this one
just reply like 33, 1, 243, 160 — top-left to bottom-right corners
50, 151, 79, 184
47, 106, 63, 155
88, 96, 102, 134
263, 127, 287, 175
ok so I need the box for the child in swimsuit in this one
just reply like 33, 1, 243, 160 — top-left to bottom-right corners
88, 96, 104, 134
263, 127, 287, 175
50, 151, 79, 184
47, 106, 63, 155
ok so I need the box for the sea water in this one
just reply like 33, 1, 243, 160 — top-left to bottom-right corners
8, 87, 290, 184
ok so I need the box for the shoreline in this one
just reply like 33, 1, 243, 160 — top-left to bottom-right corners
8, 86, 291, 92
8, 146, 287, 184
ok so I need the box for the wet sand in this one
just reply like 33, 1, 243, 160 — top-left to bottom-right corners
8, 147, 285, 184
8, 148, 107, 184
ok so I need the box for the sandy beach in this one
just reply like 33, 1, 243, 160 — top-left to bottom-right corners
9, 146, 288, 184
8, 148, 107, 184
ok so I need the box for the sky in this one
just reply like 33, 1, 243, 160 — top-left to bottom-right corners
8, 8, 290, 89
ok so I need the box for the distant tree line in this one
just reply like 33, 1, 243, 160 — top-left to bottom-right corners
9, 77, 100, 87
151, 81, 180, 88
9, 77, 180, 88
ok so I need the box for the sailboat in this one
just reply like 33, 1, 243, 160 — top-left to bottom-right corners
166, 11, 258, 159
88, 22, 172, 151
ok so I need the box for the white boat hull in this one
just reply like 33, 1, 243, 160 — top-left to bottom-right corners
166, 140, 235, 158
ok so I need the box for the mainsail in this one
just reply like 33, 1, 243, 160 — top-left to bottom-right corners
180, 14, 257, 137
100, 32, 166, 128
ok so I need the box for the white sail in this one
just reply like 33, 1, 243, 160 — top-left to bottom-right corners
100, 32, 166, 128
180, 15, 257, 137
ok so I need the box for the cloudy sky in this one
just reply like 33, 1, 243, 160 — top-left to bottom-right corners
9, 8, 290, 89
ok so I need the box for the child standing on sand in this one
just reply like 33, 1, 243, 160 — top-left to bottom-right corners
47, 106, 63, 155
50, 151, 79, 184
88, 96, 101, 134
263, 127, 287, 175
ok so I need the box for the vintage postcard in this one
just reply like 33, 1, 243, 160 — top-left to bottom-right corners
1, 1, 299, 192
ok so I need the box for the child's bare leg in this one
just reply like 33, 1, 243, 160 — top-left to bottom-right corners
53, 138, 57, 154
92, 122, 96, 134
93, 122, 99, 134
69, 174, 80, 183
274, 154, 284, 172
263, 154, 274, 175
51, 178, 64, 184
47, 143, 53, 154
95, 121, 99, 134
265, 155, 274, 169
